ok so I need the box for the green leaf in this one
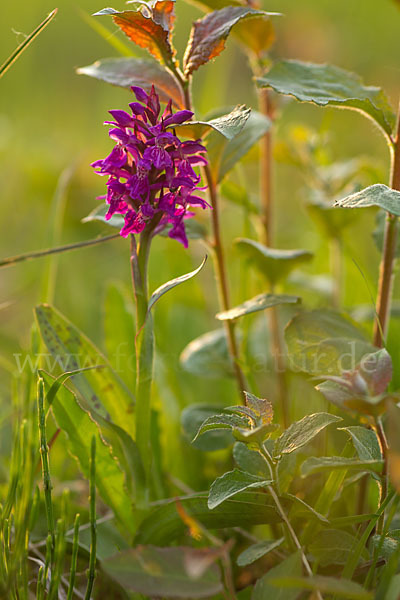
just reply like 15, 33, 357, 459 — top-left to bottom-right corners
135, 493, 281, 544
94, 4, 177, 66
273, 412, 342, 458
257, 60, 395, 137
221, 180, 259, 214
42, 374, 135, 533
104, 282, 136, 391
173, 104, 251, 141
180, 329, 236, 379
285, 494, 330, 524
148, 256, 207, 313
309, 529, 368, 566
233, 442, 272, 478
183, 6, 279, 76
301, 456, 383, 478
101, 545, 223, 598
35, 305, 135, 434
235, 238, 313, 286
335, 184, 400, 216
206, 110, 272, 182
192, 413, 250, 442
285, 309, 376, 376
253, 551, 302, 600
77, 57, 185, 108
216, 293, 300, 321
182, 404, 235, 451
67, 518, 130, 560
269, 575, 372, 599
82, 203, 125, 229
237, 538, 284, 567
370, 533, 400, 561
339, 426, 382, 461
208, 469, 272, 509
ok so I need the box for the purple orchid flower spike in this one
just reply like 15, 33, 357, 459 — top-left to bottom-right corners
92, 85, 209, 247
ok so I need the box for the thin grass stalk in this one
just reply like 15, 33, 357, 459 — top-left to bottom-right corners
84, 437, 97, 600
0, 9, 57, 79
37, 378, 55, 557
373, 101, 400, 346
375, 416, 389, 535
202, 164, 247, 401
66, 514, 81, 600
36, 566, 44, 600
49, 518, 66, 600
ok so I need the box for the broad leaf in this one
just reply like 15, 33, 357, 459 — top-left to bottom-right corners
270, 575, 372, 599
339, 426, 382, 461
273, 412, 342, 458
42, 374, 135, 532
77, 57, 185, 108
135, 493, 281, 544
67, 518, 130, 560
309, 529, 369, 566
370, 533, 400, 562
173, 104, 251, 141
183, 6, 279, 76
301, 456, 383, 478
94, 4, 177, 66
148, 256, 207, 313
180, 329, 236, 379
206, 110, 271, 182
208, 469, 272, 509
285, 309, 375, 376
257, 60, 395, 137
253, 551, 302, 600
216, 293, 300, 321
237, 538, 284, 567
82, 203, 125, 229
335, 184, 400, 216
181, 404, 234, 451
236, 238, 313, 286
35, 304, 135, 434
233, 442, 272, 478
101, 545, 223, 598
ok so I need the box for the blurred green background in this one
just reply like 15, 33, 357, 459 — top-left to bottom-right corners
2, 0, 400, 440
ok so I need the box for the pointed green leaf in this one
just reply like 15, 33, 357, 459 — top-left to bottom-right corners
182, 404, 235, 451
192, 413, 249, 442
236, 238, 313, 286
148, 256, 207, 313
208, 469, 272, 509
82, 203, 125, 229
253, 551, 302, 600
216, 293, 300, 321
180, 329, 236, 379
77, 57, 185, 108
301, 456, 383, 478
35, 304, 135, 434
101, 546, 223, 598
285, 494, 330, 524
42, 374, 135, 533
335, 184, 400, 216
173, 104, 251, 141
233, 442, 271, 478
237, 538, 284, 567
135, 493, 281, 544
273, 412, 342, 458
270, 575, 372, 599
257, 60, 395, 137
339, 426, 382, 461
285, 309, 376, 376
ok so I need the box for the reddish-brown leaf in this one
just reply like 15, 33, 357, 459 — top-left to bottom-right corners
95, 5, 177, 66
183, 6, 277, 76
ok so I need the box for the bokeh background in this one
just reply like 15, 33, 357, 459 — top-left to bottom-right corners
2, 0, 400, 483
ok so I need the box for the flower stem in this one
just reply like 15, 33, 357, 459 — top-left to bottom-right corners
130, 232, 153, 504
374, 416, 389, 535
373, 102, 400, 347
37, 378, 55, 559
203, 164, 247, 401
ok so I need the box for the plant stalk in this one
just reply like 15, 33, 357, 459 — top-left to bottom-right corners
373, 102, 400, 347
375, 417, 389, 535
203, 164, 247, 401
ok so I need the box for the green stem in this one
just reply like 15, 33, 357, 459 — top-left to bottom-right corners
258, 88, 273, 246
130, 232, 154, 503
203, 164, 248, 402
375, 416, 389, 535
373, 102, 400, 346
84, 437, 97, 600
66, 514, 80, 600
